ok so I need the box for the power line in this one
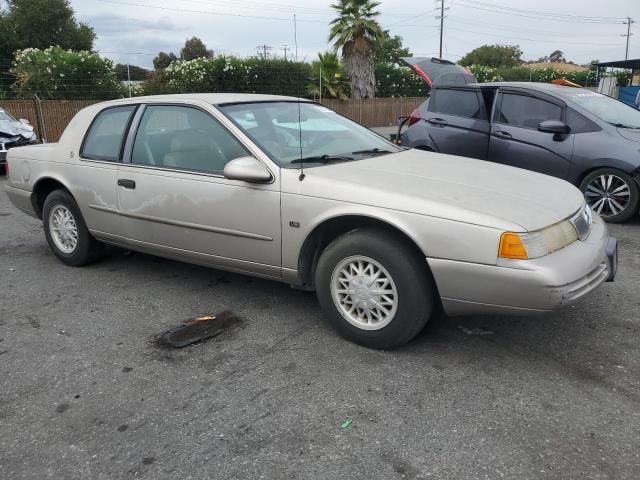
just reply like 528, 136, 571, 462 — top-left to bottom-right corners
452, 0, 626, 24
435, 0, 449, 58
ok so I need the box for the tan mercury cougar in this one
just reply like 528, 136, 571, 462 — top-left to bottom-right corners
5, 94, 617, 348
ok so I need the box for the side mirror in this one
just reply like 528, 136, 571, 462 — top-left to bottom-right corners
223, 156, 272, 183
19, 118, 31, 125
538, 120, 569, 134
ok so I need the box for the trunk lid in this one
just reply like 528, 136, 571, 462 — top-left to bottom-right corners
401, 57, 477, 87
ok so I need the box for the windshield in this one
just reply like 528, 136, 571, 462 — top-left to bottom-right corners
220, 101, 401, 166
0, 109, 16, 122
565, 92, 640, 128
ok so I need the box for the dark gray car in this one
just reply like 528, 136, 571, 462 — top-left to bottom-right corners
400, 58, 640, 223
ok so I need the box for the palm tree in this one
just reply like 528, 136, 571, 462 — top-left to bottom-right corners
307, 51, 349, 100
329, 0, 384, 99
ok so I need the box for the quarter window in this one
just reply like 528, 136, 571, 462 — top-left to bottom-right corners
428, 89, 483, 119
497, 93, 562, 129
131, 105, 249, 174
82, 106, 137, 161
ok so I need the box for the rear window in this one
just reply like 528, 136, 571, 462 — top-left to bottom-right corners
496, 94, 562, 129
81, 106, 137, 161
428, 89, 483, 119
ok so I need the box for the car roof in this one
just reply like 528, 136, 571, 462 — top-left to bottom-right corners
100, 93, 308, 106
453, 81, 584, 96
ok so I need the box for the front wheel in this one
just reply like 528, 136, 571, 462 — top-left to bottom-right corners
579, 168, 639, 223
42, 189, 104, 266
315, 229, 435, 349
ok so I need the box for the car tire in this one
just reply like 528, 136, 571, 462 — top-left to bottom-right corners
579, 168, 640, 223
42, 189, 104, 266
315, 228, 435, 349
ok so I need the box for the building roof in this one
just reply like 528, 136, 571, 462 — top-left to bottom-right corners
594, 59, 640, 69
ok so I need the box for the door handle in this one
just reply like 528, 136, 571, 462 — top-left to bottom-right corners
118, 179, 136, 189
427, 117, 447, 126
493, 131, 512, 139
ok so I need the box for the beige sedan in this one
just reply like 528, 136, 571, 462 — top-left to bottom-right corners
5, 94, 617, 348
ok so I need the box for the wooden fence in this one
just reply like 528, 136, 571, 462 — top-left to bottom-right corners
2, 97, 426, 143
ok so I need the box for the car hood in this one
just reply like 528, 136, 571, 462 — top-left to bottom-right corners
617, 127, 640, 143
0, 118, 35, 141
281, 149, 584, 232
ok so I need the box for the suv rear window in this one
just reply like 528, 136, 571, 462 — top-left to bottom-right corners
81, 105, 137, 161
428, 89, 483, 119
496, 93, 562, 129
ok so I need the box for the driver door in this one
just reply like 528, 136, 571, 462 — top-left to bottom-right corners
488, 90, 574, 179
116, 103, 282, 279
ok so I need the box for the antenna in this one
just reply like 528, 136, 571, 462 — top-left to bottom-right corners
297, 98, 305, 181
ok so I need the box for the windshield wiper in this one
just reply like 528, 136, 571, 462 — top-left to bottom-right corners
290, 154, 354, 164
609, 122, 640, 129
351, 148, 392, 155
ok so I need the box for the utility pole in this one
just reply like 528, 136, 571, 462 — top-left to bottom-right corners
435, 0, 449, 58
281, 44, 291, 61
294, 14, 298, 61
256, 44, 272, 60
622, 17, 634, 60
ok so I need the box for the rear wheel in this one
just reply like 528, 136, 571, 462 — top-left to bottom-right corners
42, 189, 104, 266
315, 229, 434, 349
579, 168, 639, 223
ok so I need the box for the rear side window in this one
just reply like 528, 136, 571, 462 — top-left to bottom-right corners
566, 108, 601, 134
496, 93, 562, 129
428, 89, 484, 119
82, 106, 136, 161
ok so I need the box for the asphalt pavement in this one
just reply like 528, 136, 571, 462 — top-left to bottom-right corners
1, 176, 639, 480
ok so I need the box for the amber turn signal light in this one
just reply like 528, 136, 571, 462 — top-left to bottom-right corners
498, 232, 529, 260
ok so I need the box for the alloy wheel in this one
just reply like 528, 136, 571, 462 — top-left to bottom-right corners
330, 255, 398, 331
49, 204, 79, 254
584, 174, 631, 218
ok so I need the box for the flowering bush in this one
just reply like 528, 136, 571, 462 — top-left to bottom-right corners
374, 64, 428, 97
163, 56, 312, 95
468, 64, 630, 87
11, 47, 121, 99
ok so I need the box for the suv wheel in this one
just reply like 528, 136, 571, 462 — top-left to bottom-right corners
580, 168, 639, 223
315, 229, 435, 349
43, 189, 104, 266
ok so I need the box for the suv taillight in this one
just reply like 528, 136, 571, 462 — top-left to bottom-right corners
407, 108, 421, 127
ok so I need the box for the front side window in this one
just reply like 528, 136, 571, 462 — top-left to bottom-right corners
131, 105, 249, 174
496, 93, 562, 129
82, 106, 136, 161
0, 109, 16, 122
428, 89, 483, 119
220, 102, 401, 166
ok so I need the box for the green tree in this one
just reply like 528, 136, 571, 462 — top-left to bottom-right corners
373, 30, 411, 65
180, 37, 213, 61
459, 44, 522, 68
329, 0, 385, 99
307, 51, 349, 100
153, 51, 178, 70
0, 0, 94, 86
549, 50, 566, 63
114, 64, 149, 81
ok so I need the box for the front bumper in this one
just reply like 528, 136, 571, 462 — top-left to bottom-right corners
429, 217, 616, 316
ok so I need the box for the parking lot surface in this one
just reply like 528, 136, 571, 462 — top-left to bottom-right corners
1, 176, 639, 480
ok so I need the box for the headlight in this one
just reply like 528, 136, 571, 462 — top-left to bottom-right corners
499, 219, 578, 260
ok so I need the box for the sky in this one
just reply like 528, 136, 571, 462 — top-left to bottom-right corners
70, 0, 640, 69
